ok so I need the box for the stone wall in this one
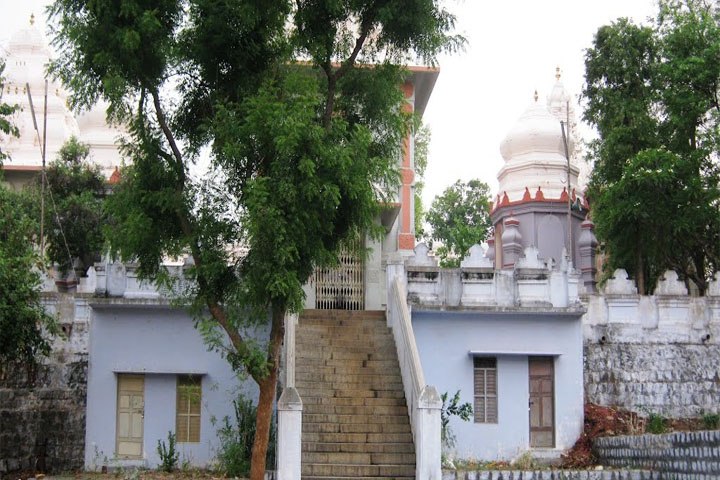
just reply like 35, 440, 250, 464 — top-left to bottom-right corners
0, 293, 90, 477
0, 354, 88, 476
441, 470, 658, 479
583, 269, 720, 418
584, 344, 720, 418
594, 430, 720, 478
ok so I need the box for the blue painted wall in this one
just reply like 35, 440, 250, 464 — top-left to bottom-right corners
85, 304, 259, 469
412, 310, 583, 460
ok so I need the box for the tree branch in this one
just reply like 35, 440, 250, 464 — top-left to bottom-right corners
149, 87, 255, 379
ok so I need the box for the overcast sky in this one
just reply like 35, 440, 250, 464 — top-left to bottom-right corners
2, 0, 658, 206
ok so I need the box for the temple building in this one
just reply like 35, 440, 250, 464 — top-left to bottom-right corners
1, 14, 123, 190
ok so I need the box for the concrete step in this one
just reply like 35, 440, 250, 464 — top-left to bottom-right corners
296, 381, 404, 393
295, 365, 401, 376
295, 358, 400, 369
302, 475, 415, 480
302, 463, 415, 477
303, 442, 414, 454
302, 431, 414, 444
298, 309, 414, 479
301, 396, 406, 407
303, 404, 408, 416
303, 413, 409, 425
296, 371, 402, 383
302, 451, 415, 466
300, 309, 386, 320
296, 388, 406, 399
302, 422, 411, 434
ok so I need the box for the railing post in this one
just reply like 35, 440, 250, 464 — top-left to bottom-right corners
284, 313, 298, 388
277, 387, 302, 480
415, 385, 442, 480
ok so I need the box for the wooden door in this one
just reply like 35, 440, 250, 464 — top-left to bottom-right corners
528, 356, 554, 448
116, 374, 144, 457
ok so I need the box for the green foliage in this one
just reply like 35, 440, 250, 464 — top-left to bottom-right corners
156, 431, 179, 472
646, 412, 667, 434
0, 181, 57, 365
583, 0, 720, 293
702, 412, 720, 429
440, 390, 473, 451
0, 61, 19, 164
426, 179, 492, 267
414, 125, 431, 240
216, 394, 276, 477
41, 136, 107, 273
48, 1, 462, 476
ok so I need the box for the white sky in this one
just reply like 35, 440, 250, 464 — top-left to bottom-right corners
1, 0, 658, 206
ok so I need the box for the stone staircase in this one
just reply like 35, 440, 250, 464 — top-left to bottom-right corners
295, 309, 416, 480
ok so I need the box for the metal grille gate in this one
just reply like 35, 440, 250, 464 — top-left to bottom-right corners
314, 238, 365, 310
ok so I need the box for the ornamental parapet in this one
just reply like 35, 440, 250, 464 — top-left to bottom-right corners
405, 243, 581, 309
583, 269, 720, 345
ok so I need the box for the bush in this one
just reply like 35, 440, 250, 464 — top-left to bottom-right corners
216, 394, 276, 476
646, 412, 667, 434
440, 390, 473, 451
702, 412, 720, 430
156, 431, 178, 472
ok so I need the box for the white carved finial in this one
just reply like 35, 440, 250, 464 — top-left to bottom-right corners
460, 244, 492, 268
604, 269, 638, 295
407, 242, 438, 267
655, 270, 688, 296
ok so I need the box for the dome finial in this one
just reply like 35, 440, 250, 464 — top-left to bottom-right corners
533, 89, 538, 102
555, 66, 561, 81
30, 13, 35, 26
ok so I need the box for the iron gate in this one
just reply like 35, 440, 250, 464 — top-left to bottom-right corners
314, 238, 364, 310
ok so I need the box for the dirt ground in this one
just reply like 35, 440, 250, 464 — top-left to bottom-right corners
560, 403, 706, 468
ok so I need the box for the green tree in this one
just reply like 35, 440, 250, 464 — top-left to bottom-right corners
0, 61, 19, 164
48, 1, 462, 478
0, 64, 54, 366
41, 136, 106, 274
414, 124, 431, 240
583, 0, 720, 293
426, 179, 492, 267
0, 180, 57, 366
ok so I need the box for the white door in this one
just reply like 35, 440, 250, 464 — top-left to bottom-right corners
116, 374, 144, 457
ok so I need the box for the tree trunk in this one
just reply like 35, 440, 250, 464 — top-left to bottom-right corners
249, 307, 285, 480
636, 252, 646, 295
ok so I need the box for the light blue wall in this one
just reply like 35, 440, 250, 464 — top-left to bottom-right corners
412, 310, 583, 460
85, 305, 258, 469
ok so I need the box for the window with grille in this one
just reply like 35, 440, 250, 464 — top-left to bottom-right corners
473, 357, 497, 423
176, 375, 201, 443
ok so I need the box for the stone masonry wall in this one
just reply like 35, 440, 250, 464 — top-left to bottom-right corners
594, 430, 720, 478
0, 293, 90, 477
441, 470, 658, 479
584, 344, 720, 418
0, 354, 88, 476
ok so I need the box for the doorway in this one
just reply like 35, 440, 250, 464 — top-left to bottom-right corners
528, 356, 554, 448
116, 374, 144, 458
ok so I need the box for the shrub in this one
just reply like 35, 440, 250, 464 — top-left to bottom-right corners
156, 431, 178, 472
216, 394, 276, 476
702, 412, 720, 430
646, 412, 667, 434
440, 390, 473, 451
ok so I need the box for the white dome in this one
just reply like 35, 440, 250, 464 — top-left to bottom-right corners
1, 18, 79, 170
496, 93, 580, 203
499, 100, 572, 162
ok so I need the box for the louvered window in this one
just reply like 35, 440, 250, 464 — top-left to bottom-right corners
176, 375, 201, 442
474, 357, 498, 423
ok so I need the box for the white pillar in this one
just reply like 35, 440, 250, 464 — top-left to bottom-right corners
276, 387, 302, 480
415, 385, 442, 480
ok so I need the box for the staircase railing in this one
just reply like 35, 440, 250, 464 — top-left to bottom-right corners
277, 313, 302, 480
387, 259, 442, 480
